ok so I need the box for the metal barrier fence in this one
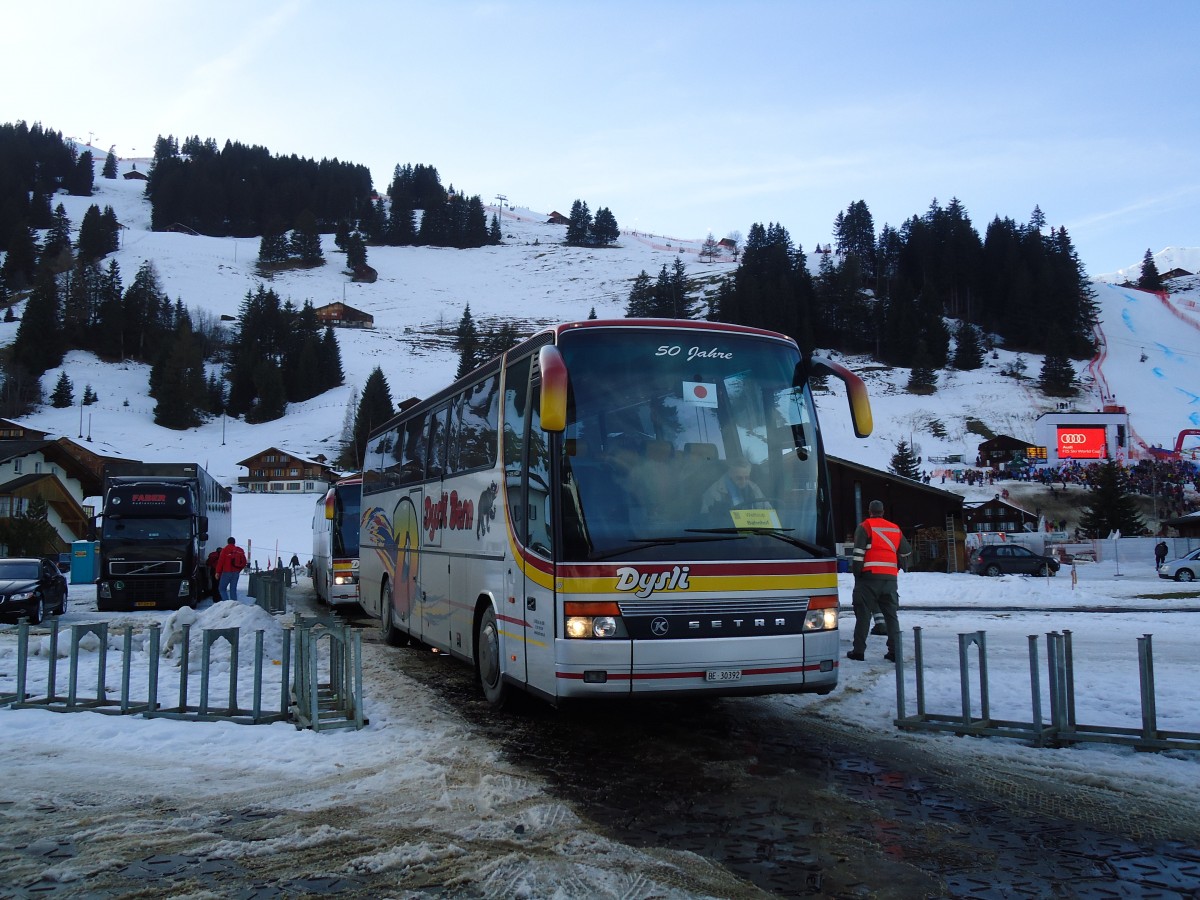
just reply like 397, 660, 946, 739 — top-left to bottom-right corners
247, 568, 288, 614
1, 614, 365, 731
894, 626, 1200, 753
291, 614, 366, 732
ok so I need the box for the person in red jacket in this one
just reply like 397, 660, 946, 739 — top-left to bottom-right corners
214, 537, 248, 603
846, 500, 911, 663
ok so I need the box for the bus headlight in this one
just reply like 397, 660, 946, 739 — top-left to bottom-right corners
803, 595, 839, 631
564, 602, 626, 639
334, 574, 359, 585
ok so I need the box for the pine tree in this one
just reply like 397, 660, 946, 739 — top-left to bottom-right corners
488, 213, 502, 245
1078, 461, 1147, 538
151, 317, 207, 429
905, 341, 938, 394
888, 439, 922, 479
349, 367, 395, 469
82, 384, 98, 405
952, 320, 984, 370
257, 225, 290, 267
11, 269, 64, 376
50, 371, 74, 408
1137, 249, 1164, 291
625, 271, 654, 317
102, 150, 119, 179
2, 223, 39, 291
67, 150, 94, 196
317, 326, 344, 391
290, 211, 324, 266
248, 360, 287, 423
0, 495, 60, 556
591, 207, 619, 246
76, 205, 112, 264
565, 200, 591, 246
455, 304, 480, 378
1038, 353, 1077, 396
40, 205, 73, 272
698, 233, 720, 263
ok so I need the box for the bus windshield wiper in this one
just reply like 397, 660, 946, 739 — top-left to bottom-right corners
686, 527, 829, 556
588, 534, 742, 561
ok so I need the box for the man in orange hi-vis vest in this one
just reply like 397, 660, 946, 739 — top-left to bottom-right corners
846, 500, 911, 663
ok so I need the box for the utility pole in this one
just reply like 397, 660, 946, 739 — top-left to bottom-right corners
494, 194, 507, 213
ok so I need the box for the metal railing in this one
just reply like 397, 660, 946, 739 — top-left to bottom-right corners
894, 626, 1200, 753
2, 614, 365, 731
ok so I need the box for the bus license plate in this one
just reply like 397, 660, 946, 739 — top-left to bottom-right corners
134, 601, 156, 607
706, 668, 742, 682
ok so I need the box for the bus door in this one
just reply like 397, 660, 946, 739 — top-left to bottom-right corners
502, 354, 556, 691
420, 403, 452, 649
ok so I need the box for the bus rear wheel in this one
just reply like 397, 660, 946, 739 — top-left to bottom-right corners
379, 580, 405, 646
476, 606, 509, 709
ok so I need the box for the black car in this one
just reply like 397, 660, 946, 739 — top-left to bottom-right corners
968, 544, 1060, 577
0, 557, 68, 624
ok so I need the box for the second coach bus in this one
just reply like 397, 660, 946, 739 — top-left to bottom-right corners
358, 319, 872, 707
312, 475, 362, 608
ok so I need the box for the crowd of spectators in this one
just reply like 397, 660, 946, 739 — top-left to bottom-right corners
932, 457, 1200, 521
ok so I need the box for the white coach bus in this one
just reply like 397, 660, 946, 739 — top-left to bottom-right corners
358, 319, 872, 707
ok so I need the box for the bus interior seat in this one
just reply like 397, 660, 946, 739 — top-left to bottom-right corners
680, 442, 723, 515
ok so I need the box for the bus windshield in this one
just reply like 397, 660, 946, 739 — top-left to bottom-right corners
331, 482, 362, 558
556, 328, 830, 563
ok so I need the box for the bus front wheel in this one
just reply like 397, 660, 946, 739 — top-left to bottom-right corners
476, 606, 509, 709
379, 580, 405, 647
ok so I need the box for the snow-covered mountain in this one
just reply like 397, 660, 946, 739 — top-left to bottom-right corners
10, 157, 1200, 492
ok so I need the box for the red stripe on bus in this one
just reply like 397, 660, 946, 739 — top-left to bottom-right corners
556, 663, 821, 681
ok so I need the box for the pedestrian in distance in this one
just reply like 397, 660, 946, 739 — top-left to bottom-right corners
1155, 540, 1169, 569
846, 500, 912, 663
214, 537, 249, 603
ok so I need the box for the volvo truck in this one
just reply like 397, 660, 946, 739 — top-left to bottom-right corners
93, 463, 232, 611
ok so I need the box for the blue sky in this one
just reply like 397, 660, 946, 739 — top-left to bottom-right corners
3, 0, 1196, 275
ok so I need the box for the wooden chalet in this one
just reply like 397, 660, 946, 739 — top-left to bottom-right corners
827, 455, 966, 572
236, 448, 341, 493
546, 211, 570, 226
314, 302, 374, 328
976, 434, 1039, 470
0, 433, 124, 552
962, 494, 1040, 535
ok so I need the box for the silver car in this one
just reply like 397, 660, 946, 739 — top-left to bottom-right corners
1158, 547, 1200, 582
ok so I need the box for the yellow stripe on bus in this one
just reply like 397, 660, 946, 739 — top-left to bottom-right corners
498, 627, 547, 649
560, 573, 835, 593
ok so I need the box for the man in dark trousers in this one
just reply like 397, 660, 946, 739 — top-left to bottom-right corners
847, 500, 911, 663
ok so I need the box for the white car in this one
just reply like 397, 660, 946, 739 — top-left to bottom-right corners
1158, 547, 1200, 582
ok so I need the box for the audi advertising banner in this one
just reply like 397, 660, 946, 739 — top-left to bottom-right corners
1057, 425, 1107, 459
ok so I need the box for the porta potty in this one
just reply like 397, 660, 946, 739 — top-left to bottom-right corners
71, 540, 100, 584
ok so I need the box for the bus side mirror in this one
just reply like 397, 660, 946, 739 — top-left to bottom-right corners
198, 515, 209, 542
325, 490, 335, 520
539, 344, 568, 433
810, 355, 873, 438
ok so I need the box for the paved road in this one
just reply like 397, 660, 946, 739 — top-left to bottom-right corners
383, 626, 1200, 899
